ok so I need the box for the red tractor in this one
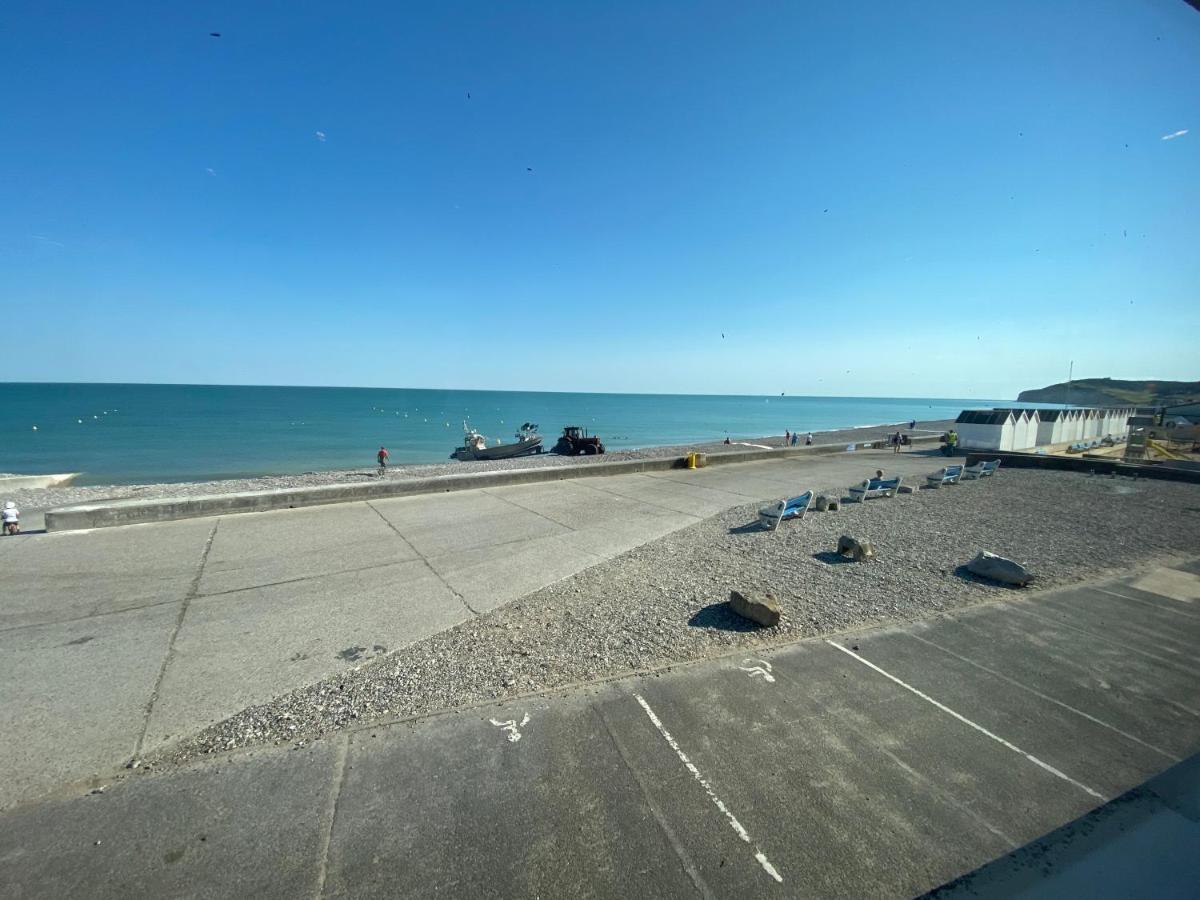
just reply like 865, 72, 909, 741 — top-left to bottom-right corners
553, 425, 605, 455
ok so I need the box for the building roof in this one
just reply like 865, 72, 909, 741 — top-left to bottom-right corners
956, 410, 990, 424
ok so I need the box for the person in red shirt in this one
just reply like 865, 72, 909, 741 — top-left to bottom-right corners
377, 446, 389, 472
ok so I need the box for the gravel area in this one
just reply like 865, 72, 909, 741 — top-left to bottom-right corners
159, 468, 1200, 764
7, 419, 952, 511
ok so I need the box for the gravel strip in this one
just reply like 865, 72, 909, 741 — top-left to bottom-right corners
9, 419, 952, 511
159, 469, 1200, 764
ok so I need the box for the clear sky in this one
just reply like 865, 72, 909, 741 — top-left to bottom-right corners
3, 1, 1197, 398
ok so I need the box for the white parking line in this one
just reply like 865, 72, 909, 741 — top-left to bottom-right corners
825, 640, 1106, 801
633, 694, 784, 884
907, 632, 1179, 763
1096, 587, 1200, 619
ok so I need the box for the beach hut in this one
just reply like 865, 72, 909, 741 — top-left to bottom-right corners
954, 409, 1013, 450
1020, 409, 1040, 449
1075, 409, 1090, 440
1102, 408, 1121, 437
1003, 409, 1029, 450
990, 409, 1025, 451
1115, 407, 1134, 437
1035, 409, 1064, 446
1064, 409, 1083, 443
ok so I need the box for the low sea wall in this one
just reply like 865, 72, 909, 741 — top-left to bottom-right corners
44, 435, 941, 531
965, 451, 1200, 485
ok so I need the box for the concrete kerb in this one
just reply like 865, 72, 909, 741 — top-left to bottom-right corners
44, 436, 943, 532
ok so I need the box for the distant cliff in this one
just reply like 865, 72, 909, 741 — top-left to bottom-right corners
1017, 378, 1200, 407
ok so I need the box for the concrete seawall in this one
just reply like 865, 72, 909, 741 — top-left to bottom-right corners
44, 436, 941, 531
965, 450, 1200, 484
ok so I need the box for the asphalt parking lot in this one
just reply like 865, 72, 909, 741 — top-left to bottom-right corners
2, 559, 1197, 898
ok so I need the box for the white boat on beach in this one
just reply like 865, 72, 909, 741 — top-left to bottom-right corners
451, 423, 544, 461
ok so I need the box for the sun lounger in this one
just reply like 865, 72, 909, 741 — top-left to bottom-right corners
926, 465, 964, 487
758, 490, 814, 530
847, 476, 902, 502
962, 459, 1000, 480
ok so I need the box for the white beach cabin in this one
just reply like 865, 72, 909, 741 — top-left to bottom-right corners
1035, 409, 1064, 446
954, 410, 1009, 450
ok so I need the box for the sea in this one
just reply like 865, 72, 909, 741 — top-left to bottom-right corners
0, 383, 1008, 486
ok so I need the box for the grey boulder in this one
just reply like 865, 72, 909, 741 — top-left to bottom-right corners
837, 535, 875, 561
728, 590, 782, 627
967, 551, 1033, 587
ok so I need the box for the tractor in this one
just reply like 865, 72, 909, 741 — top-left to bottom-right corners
553, 425, 605, 455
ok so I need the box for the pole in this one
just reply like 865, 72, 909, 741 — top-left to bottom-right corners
1065, 360, 1073, 408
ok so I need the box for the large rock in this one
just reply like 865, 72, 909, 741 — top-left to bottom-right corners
728, 590, 782, 627
967, 551, 1033, 587
837, 535, 875, 561
814, 495, 830, 512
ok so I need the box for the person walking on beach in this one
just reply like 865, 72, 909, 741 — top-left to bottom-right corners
2, 501, 19, 535
376, 446, 390, 474
785, 430, 791, 446
805, 432, 813, 446
893, 430, 903, 454
790, 431, 799, 446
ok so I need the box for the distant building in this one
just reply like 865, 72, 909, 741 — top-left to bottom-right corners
953, 405, 1136, 451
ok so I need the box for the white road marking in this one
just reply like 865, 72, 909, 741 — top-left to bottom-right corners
825, 640, 1106, 801
738, 659, 776, 682
1096, 587, 1200, 618
1011, 603, 1197, 674
634, 694, 783, 884
907, 632, 1179, 763
489, 712, 531, 743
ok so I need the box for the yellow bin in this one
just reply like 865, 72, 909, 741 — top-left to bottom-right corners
686, 452, 698, 469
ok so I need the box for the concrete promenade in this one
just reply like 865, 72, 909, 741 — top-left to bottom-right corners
2, 559, 1197, 898
1, 449, 945, 810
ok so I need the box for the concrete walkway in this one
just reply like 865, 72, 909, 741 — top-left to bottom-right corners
0, 449, 945, 810
2, 560, 1197, 898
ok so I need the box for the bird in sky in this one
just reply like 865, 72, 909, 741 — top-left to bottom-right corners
209, 32, 221, 38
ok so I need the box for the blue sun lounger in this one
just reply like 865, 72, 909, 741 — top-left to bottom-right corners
847, 476, 902, 502
963, 459, 1001, 480
926, 465, 964, 487
758, 490, 814, 530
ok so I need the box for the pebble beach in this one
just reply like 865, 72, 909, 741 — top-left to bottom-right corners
160, 467, 1200, 764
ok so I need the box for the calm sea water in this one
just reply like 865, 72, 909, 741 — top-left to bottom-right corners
0, 383, 1005, 485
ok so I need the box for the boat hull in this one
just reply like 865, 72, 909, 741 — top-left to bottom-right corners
452, 437, 543, 461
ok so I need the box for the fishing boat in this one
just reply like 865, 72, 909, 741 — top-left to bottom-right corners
451, 422, 544, 461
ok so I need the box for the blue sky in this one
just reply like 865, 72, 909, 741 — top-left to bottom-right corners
3, 1, 1197, 398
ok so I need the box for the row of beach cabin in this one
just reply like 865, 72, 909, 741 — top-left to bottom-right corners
953, 407, 1139, 452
